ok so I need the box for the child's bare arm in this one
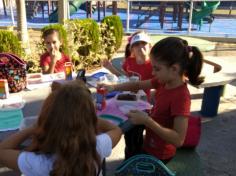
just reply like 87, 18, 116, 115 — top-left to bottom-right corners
128, 111, 188, 147
0, 127, 35, 171
144, 116, 188, 147
97, 117, 122, 148
102, 59, 125, 76
98, 79, 152, 93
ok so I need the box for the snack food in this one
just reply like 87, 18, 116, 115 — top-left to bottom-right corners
117, 93, 137, 101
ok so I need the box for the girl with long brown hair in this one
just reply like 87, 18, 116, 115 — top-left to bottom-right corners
0, 80, 122, 175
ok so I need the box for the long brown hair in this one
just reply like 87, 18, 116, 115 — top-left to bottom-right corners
28, 80, 101, 176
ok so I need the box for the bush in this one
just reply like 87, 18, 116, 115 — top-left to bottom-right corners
41, 24, 69, 55
101, 15, 123, 52
25, 16, 123, 73
66, 19, 101, 70
0, 30, 24, 57
99, 22, 116, 60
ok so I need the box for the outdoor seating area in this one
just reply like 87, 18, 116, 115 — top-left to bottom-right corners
0, 0, 236, 176
0, 0, 236, 37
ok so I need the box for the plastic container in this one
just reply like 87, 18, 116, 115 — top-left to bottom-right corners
0, 96, 25, 131
27, 73, 43, 84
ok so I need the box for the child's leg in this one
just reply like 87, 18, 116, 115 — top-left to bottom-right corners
124, 125, 145, 160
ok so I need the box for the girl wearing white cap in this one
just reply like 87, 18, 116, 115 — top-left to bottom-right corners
102, 31, 153, 85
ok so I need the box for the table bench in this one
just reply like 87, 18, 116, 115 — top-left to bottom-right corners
195, 56, 236, 117
167, 148, 203, 176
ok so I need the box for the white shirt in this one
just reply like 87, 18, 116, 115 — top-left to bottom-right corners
18, 133, 112, 176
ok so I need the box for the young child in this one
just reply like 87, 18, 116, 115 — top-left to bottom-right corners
102, 31, 153, 81
0, 80, 122, 175
40, 28, 71, 74
99, 37, 204, 163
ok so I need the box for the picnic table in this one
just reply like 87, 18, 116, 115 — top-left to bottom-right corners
0, 69, 205, 175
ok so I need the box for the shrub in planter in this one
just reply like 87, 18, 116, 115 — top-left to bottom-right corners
101, 15, 123, 52
0, 30, 24, 57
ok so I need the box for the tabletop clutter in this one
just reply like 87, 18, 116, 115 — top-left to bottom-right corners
0, 52, 150, 131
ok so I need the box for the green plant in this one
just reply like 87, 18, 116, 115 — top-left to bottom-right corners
101, 15, 123, 52
24, 54, 41, 73
0, 30, 24, 57
65, 19, 101, 70
99, 22, 116, 60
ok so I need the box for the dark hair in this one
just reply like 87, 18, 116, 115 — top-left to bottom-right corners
27, 80, 101, 176
42, 28, 60, 40
150, 37, 204, 86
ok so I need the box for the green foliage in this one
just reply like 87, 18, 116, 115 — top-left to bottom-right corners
101, 15, 124, 51
41, 24, 69, 55
99, 22, 116, 60
24, 54, 41, 73
65, 19, 101, 70
0, 30, 24, 57
24, 15, 123, 73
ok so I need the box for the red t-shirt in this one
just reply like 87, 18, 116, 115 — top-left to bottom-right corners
122, 56, 153, 98
40, 52, 70, 73
143, 78, 191, 160
122, 56, 153, 81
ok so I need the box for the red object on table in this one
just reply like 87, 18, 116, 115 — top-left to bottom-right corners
96, 87, 107, 111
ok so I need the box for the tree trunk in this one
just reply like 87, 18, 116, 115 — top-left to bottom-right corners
16, 0, 30, 54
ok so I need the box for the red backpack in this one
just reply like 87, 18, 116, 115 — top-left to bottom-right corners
182, 115, 202, 148
0, 53, 27, 93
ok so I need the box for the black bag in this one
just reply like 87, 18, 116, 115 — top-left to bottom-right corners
0, 53, 27, 93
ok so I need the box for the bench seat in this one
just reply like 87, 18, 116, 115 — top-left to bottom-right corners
194, 56, 236, 117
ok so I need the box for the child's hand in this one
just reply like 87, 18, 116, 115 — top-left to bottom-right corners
102, 59, 113, 70
50, 49, 61, 63
97, 83, 114, 92
141, 48, 149, 58
127, 109, 149, 125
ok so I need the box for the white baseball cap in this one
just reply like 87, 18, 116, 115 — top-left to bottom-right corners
130, 32, 151, 47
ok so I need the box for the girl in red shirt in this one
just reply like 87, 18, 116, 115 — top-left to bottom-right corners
102, 31, 153, 81
99, 37, 204, 163
40, 29, 71, 74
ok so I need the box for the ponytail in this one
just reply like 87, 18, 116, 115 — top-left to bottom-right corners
150, 37, 205, 86
185, 46, 204, 86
